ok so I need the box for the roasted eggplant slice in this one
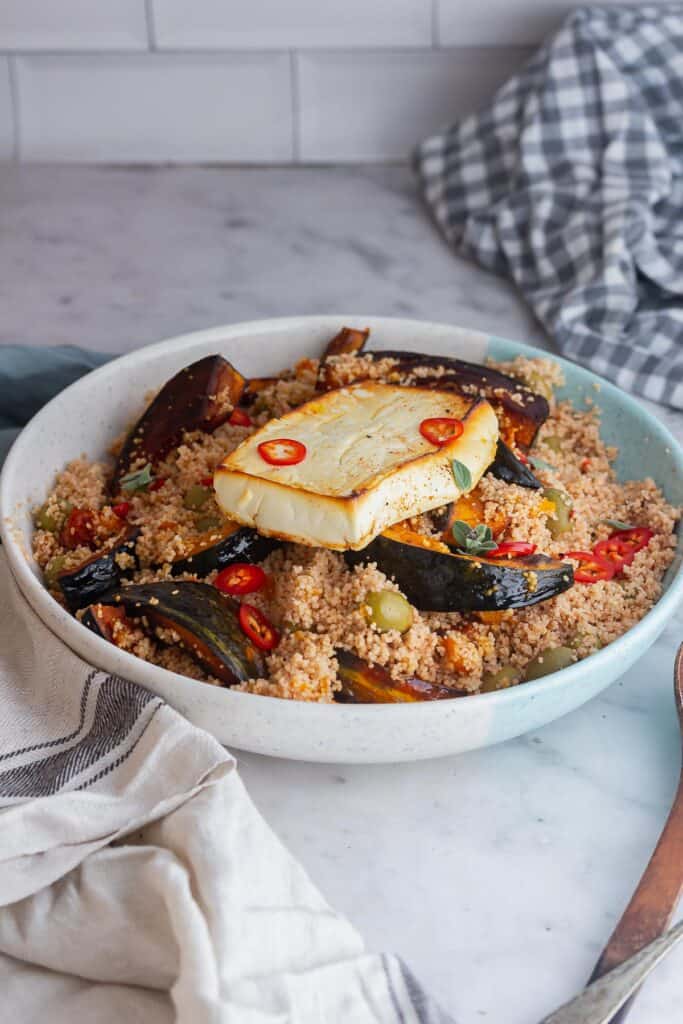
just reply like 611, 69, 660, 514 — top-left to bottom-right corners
346, 525, 573, 612
169, 521, 279, 577
82, 604, 132, 644
334, 649, 463, 703
100, 581, 265, 684
323, 325, 369, 358
369, 350, 549, 449
319, 348, 549, 450
487, 440, 542, 489
57, 527, 139, 612
112, 355, 245, 490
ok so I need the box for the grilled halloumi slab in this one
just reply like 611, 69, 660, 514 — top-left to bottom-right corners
215, 383, 498, 550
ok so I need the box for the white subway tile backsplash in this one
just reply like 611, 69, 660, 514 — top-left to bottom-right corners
298, 48, 529, 162
153, 0, 431, 49
0, 0, 148, 51
438, 0, 643, 47
0, 58, 15, 158
16, 54, 293, 162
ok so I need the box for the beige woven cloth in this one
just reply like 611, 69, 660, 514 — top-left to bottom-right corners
0, 551, 450, 1024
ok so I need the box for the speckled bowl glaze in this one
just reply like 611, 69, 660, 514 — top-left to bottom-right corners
2, 317, 682, 763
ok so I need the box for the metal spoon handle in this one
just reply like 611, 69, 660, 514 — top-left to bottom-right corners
538, 919, 683, 1024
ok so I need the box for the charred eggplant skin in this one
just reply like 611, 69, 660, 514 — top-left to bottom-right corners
99, 581, 265, 684
170, 523, 279, 577
112, 355, 245, 490
334, 649, 462, 703
488, 440, 541, 490
58, 527, 139, 612
330, 349, 549, 449
346, 529, 573, 612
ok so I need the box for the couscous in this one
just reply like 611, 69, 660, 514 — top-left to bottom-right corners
32, 326, 680, 703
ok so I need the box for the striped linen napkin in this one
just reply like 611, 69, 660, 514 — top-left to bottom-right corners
0, 549, 451, 1024
416, 4, 683, 409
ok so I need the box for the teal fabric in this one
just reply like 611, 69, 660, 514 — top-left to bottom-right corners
0, 346, 112, 467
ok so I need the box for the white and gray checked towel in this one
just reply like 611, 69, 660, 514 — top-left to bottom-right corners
0, 551, 452, 1024
416, 4, 683, 409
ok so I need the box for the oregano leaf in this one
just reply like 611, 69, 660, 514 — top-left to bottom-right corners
451, 459, 472, 491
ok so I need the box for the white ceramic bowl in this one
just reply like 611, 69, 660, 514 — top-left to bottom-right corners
2, 316, 682, 763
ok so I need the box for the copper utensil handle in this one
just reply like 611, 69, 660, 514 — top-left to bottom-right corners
590, 775, 683, 982
588, 644, 683, 1023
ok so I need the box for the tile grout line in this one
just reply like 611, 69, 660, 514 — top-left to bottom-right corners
144, 0, 157, 50
290, 50, 301, 163
7, 55, 21, 162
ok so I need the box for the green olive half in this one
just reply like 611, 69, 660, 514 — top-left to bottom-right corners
524, 646, 575, 681
365, 590, 413, 633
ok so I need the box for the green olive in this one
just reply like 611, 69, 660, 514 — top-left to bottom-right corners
365, 590, 413, 633
34, 503, 59, 532
195, 514, 221, 533
183, 484, 212, 510
44, 554, 66, 586
544, 435, 563, 454
543, 487, 572, 539
480, 666, 521, 692
524, 646, 575, 681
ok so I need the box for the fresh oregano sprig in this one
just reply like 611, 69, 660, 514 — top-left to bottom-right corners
451, 520, 499, 556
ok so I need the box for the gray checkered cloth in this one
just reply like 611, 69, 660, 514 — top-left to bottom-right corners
416, 4, 683, 409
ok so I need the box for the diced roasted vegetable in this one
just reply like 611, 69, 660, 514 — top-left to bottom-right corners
112, 355, 245, 490
317, 325, 370, 389
334, 649, 462, 703
99, 581, 266, 684
57, 527, 139, 612
169, 521, 278, 578
346, 523, 573, 612
241, 377, 279, 406
323, 325, 369, 358
81, 603, 132, 644
487, 440, 542, 489
439, 488, 508, 546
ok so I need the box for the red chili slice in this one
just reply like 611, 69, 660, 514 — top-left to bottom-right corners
565, 550, 615, 584
593, 536, 634, 574
419, 417, 464, 447
229, 408, 252, 427
515, 449, 530, 465
214, 563, 266, 596
112, 502, 130, 520
488, 541, 537, 559
238, 603, 280, 650
257, 438, 307, 466
608, 526, 654, 555
148, 477, 167, 492
200, 475, 214, 487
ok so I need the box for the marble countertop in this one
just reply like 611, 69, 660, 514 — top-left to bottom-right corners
3, 164, 681, 1023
